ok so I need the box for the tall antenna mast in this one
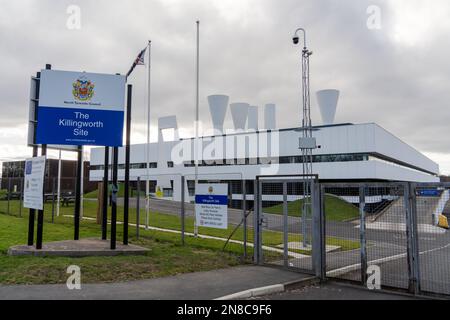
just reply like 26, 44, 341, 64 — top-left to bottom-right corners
293, 27, 314, 247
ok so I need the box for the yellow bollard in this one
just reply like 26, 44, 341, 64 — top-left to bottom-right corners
438, 214, 449, 229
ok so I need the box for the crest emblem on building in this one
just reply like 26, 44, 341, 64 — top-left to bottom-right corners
72, 76, 95, 101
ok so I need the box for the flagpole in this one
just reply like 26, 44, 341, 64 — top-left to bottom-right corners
145, 40, 151, 230
194, 21, 200, 237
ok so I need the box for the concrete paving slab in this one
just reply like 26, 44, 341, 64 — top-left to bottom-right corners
8, 239, 150, 257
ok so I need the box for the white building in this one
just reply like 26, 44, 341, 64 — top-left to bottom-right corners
89, 93, 440, 205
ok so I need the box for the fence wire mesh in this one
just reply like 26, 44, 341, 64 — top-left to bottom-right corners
133, 174, 250, 260
0, 174, 251, 260
323, 183, 410, 289
322, 185, 362, 282
415, 184, 450, 296
364, 184, 409, 290
321, 182, 450, 297
0, 176, 83, 220
258, 179, 316, 274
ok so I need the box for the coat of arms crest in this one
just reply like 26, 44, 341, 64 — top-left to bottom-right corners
72, 76, 95, 101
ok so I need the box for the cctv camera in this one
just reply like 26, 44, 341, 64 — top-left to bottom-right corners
292, 36, 299, 45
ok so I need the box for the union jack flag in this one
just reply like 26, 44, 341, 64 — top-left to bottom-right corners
126, 46, 147, 79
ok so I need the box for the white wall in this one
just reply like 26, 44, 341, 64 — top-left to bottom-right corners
89, 123, 439, 183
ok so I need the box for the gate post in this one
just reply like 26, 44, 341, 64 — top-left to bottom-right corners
181, 175, 185, 246
312, 181, 325, 280
405, 182, 421, 294
136, 177, 140, 240
282, 182, 288, 267
253, 179, 260, 264
359, 185, 368, 285
242, 179, 247, 259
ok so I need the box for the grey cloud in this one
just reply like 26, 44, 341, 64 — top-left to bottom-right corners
0, 0, 448, 172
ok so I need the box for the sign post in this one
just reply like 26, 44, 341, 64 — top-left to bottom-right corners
102, 147, 109, 240
123, 84, 133, 245
195, 183, 228, 230
74, 145, 82, 240
36, 145, 46, 249
110, 147, 119, 250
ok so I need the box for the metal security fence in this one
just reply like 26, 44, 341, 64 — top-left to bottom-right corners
253, 175, 323, 276
322, 183, 411, 290
0, 177, 25, 217
322, 182, 450, 297
185, 173, 251, 260
135, 173, 251, 260
0, 176, 82, 220
414, 183, 450, 296
0, 173, 251, 259
253, 180, 450, 298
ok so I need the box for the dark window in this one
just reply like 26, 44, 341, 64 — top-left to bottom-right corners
262, 183, 283, 195
184, 161, 195, 167
231, 180, 242, 194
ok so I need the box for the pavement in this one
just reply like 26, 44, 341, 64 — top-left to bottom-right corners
249, 281, 422, 300
0, 265, 309, 300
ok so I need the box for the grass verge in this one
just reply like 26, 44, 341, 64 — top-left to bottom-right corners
264, 194, 359, 222
0, 213, 245, 285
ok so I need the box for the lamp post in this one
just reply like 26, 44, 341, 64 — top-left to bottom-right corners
293, 27, 314, 247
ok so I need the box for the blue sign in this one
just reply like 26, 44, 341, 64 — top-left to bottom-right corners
417, 189, 440, 197
35, 70, 126, 147
25, 160, 32, 175
195, 184, 228, 229
195, 195, 228, 205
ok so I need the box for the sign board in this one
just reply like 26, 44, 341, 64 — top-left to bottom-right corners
23, 156, 46, 210
195, 183, 228, 229
417, 189, 441, 197
35, 70, 126, 147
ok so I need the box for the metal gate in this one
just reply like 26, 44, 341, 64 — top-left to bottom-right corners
413, 182, 450, 296
322, 182, 412, 290
321, 182, 450, 298
253, 175, 325, 276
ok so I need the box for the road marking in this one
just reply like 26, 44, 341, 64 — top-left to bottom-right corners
355, 222, 446, 234
327, 242, 450, 277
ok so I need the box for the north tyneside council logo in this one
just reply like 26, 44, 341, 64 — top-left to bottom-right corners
72, 76, 95, 101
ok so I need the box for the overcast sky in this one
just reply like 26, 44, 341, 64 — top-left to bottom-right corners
0, 0, 449, 174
